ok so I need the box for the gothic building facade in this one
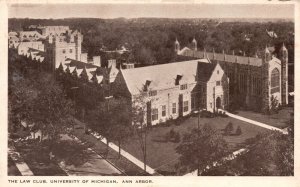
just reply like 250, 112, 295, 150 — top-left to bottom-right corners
176, 39, 288, 111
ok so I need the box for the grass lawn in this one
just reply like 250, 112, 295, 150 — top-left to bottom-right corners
120, 115, 269, 175
236, 107, 293, 129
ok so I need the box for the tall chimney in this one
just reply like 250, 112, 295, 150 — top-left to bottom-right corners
80, 53, 88, 63
93, 56, 101, 67
108, 59, 117, 68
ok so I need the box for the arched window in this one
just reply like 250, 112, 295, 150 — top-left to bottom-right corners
271, 68, 280, 94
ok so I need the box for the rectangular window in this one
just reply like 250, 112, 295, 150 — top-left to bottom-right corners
172, 103, 176, 114
216, 81, 221, 86
151, 108, 158, 121
183, 101, 189, 112
191, 96, 195, 110
62, 49, 66, 54
180, 84, 188, 90
149, 90, 157, 97
162, 105, 166, 117
69, 49, 73, 53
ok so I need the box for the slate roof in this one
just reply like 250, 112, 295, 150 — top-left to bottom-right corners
121, 59, 213, 95
65, 58, 98, 69
196, 63, 217, 82
180, 48, 263, 67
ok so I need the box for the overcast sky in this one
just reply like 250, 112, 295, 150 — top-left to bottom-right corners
8, 3, 294, 19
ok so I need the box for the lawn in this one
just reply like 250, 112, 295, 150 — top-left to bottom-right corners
120, 115, 269, 175
236, 107, 293, 129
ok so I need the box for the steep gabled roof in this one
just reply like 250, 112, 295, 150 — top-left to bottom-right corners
196, 63, 217, 82
121, 59, 212, 95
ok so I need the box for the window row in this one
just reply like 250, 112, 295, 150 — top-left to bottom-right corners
62, 49, 73, 54
151, 101, 189, 121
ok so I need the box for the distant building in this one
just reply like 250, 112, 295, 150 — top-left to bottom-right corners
38, 26, 70, 37
44, 30, 82, 71
19, 31, 43, 41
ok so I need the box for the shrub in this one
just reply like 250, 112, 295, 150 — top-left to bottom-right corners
169, 128, 176, 138
224, 122, 234, 135
173, 132, 181, 143
235, 126, 242, 135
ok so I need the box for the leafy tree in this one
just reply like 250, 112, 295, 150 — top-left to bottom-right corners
204, 130, 293, 176
176, 124, 230, 175
131, 93, 149, 172
8, 55, 75, 156
87, 98, 132, 158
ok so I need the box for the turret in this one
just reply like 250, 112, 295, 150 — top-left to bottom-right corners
174, 38, 180, 53
223, 49, 226, 61
279, 43, 289, 105
192, 37, 197, 51
264, 45, 271, 62
74, 32, 82, 61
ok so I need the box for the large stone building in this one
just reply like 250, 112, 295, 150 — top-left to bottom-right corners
176, 39, 288, 111
113, 59, 228, 125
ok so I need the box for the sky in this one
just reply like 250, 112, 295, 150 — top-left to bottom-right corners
8, 3, 294, 19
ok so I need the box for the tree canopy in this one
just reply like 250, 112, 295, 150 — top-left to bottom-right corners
176, 124, 230, 175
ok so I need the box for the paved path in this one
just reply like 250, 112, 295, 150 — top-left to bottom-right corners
219, 109, 288, 134
8, 146, 34, 176
72, 119, 157, 175
96, 136, 156, 175
59, 134, 122, 176
184, 147, 249, 176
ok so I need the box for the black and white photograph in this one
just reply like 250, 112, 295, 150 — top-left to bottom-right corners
3, 0, 297, 183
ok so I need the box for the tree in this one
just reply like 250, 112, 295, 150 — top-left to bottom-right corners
176, 124, 230, 175
107, 102, 133, 158
8, 56, 75, 157
131, 93, 149, 172
87, 98, 132, 158
204, 130, 294, 176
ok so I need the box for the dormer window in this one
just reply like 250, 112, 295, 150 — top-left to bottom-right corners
180, 84, 188, 90
144, 80, 152, 91
175, 74, 182, 85
149, 90, 157, 97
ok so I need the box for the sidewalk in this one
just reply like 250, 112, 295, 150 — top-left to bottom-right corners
8, 146, 34, 176
219, 109, 288, 134
184, 147, 248, 176
72, 118, 158, 175
59, 134, 122, 176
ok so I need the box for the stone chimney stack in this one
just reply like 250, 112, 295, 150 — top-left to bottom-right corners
108, 59, 117, 68
93, 56, 101, 67
80, 53, 88, 63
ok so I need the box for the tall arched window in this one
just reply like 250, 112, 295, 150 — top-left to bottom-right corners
271, 68, 280, 94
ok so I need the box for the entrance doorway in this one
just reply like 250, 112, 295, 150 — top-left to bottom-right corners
216, 97, 222, 109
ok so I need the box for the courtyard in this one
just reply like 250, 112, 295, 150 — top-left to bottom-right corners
119, 115, 270, 175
